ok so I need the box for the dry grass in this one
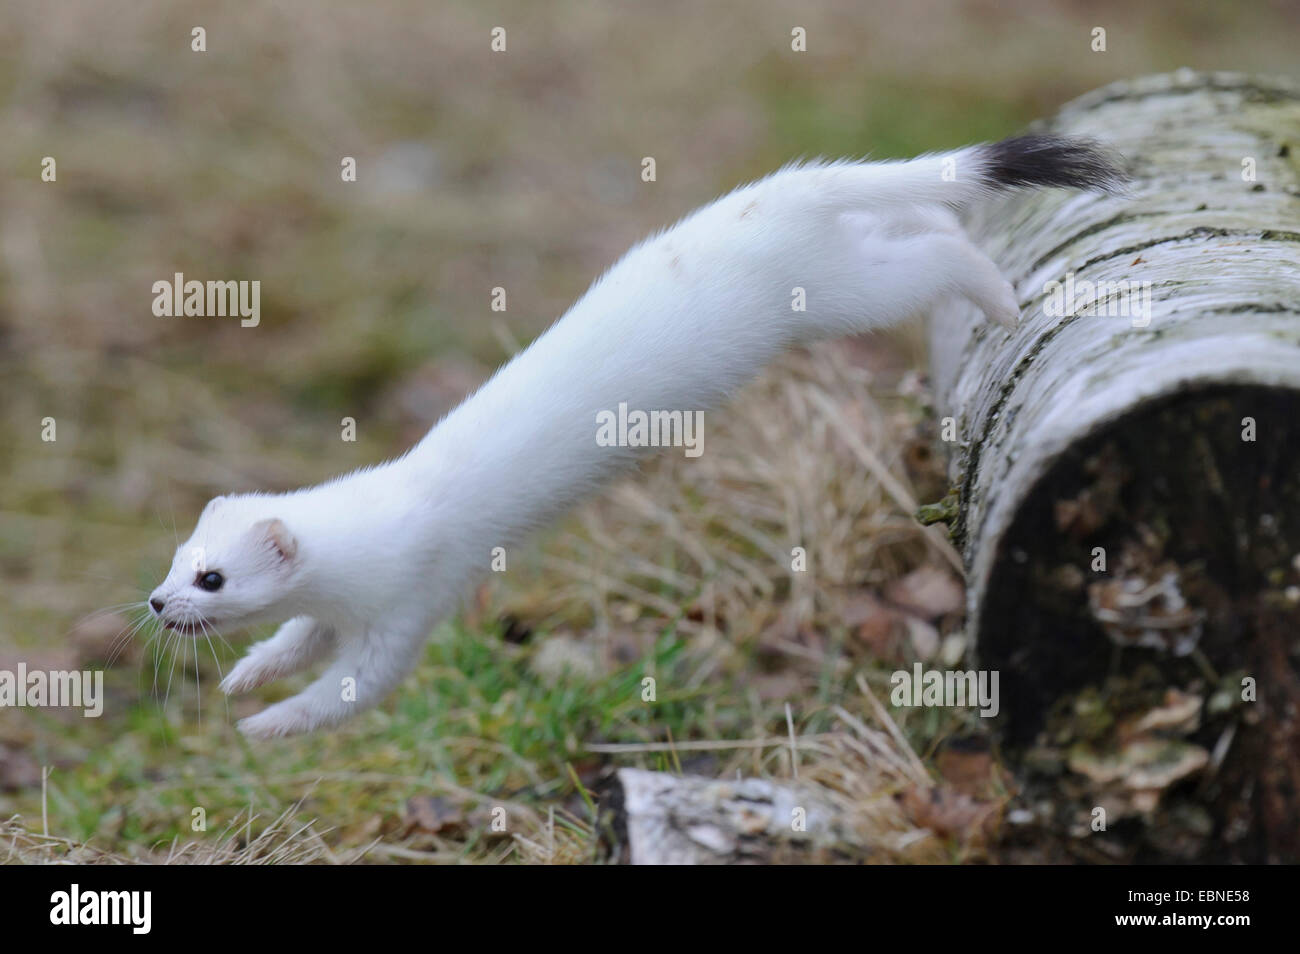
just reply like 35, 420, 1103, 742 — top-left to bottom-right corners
3, 801, 356, 864
496, 343, 949, 671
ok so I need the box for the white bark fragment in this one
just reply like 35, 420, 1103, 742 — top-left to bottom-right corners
618, 768, 859, 864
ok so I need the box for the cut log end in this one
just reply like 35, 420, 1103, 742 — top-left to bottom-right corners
981, 386, 1300, 862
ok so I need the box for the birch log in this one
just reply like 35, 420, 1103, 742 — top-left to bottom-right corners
931, 70, 1300, 862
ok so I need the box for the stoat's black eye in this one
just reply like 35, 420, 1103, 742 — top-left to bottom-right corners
197, 571, 224, 592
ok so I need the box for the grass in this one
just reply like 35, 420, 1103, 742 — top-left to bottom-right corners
1, 346, 1002, 863
10, 613, 895, 862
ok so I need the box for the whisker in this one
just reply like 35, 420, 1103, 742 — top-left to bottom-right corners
197, 617, 224, 680
165, 484, 180, 550
67, 601, 148, 629
161, 632, 179, 712
208, 627, 238, 660
134, 621, 163, 715
152, 628, 167, 698
197, 615, 230, 722
105, 606, 154, 669
163, 630, 182, 716
192, 631, 200, 725
62, 600, 148, 657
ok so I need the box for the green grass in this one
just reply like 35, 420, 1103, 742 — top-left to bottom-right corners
13, 617, 743, 858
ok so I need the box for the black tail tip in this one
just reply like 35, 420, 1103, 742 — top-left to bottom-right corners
978, 134, 1129, 192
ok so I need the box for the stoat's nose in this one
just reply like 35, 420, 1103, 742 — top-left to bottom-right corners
149, 597, 165, 614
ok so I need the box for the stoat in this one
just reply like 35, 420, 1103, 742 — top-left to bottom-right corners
147, 135, 1123, 738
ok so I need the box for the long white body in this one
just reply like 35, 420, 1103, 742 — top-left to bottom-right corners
146, 138, 1121, 737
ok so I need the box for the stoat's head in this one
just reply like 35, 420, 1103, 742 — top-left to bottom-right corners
148, 495, 300, 634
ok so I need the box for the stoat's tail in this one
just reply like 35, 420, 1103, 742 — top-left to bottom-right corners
781, 134, 1128, 213
966, 134, 1127, 196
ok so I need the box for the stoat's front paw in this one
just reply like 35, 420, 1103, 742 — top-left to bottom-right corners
220, 617, 334, 695
237, 684, 356, 740
235, 623, 424, 739
237, 699, 320, 740
235, 657, 361, 740
220, 646, 283, 695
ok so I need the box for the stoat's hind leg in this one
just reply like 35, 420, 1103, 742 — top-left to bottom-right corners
932, 233, 1021, 331
236, 623, 425, 739
219, 616, 336, 695
830, 212, 1020, 333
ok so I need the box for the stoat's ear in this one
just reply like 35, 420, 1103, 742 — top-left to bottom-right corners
200, 495, 227, 516
250, 517, 298, 563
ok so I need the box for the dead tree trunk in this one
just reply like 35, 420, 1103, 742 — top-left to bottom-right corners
930, 70, 1300, 862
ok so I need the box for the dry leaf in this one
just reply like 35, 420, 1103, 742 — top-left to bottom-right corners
885, 566, 964, 619
403, 796, 468, 836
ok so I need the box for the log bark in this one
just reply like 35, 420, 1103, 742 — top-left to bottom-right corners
930, 70, 1300, 862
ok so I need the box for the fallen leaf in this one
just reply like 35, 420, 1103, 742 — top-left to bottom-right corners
885, 566, 964, 619
903, 615, 940, 661
937, 746, 998, 799
403, 796, 468, 836
900, 784, 1002, 841
843, 592, 907, 661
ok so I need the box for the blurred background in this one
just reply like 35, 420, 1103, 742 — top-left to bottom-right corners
1, 0, 1296, 862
